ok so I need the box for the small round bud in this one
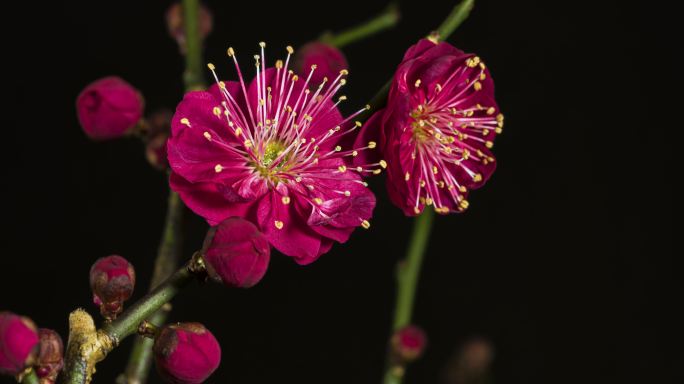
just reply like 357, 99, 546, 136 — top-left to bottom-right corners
165, 2, 213, 54
146, 132, 169, 171
201, 217, 270, 288
35, 329, 64, 384
293, 42, 348, 88
76, 77, 144, 141
153, 322, 221, 384
391, 325, 427, 363
0, 311, 40, 376
89, 255, 136, 320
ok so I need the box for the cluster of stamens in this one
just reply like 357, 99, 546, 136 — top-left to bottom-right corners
404, 56, 504, 214
178, 43, 384, 230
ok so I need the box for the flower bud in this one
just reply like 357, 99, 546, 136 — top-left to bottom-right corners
89, 255, 136, 320
201, 217, 270, 288
293, 42, 348, 88
34, 329, 63, 384
165, 2, 213, 54
391, 325, 427, 363
0, 312, 40, 376
153, 322, 221, 384
146, 132, 169, 170
76, 76, 144, 141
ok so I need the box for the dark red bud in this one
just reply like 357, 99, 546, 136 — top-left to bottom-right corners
89, 255, 136, 320
391, 325, 427, 363
0, 311, 40, 376
76, 76, 144, 141
201, 217, 270, 288
293, 42, 348, 87
165, 3, 213, 54
146, 132, 169, 170
34, 329, 63, 384
153, 322, 221, 384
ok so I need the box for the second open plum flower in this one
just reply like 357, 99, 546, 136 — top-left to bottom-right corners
167, 43, 383, 264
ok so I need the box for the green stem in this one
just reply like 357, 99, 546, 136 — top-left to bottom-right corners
19, 370, 39, 384
360, 0, 474, 125
119, 191, 183, 383
320, 4, 400, 48
119, 0, 205, 380
435, 0, 474, 39
380, 2, 475, 383
182, 0, 206, 90
104, 265, 193, 342
391, 209, 435, 330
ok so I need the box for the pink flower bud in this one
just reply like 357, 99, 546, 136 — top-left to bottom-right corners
153, 322, 221, 384
293, 42, 348, 88
0, 312, 40, 376
391, 325, 427, 363
201, 217, 271, 288
165, 3, 213, 54
89, 255, 136, 320
76, 76, 144, 141
35, 329, 63, 384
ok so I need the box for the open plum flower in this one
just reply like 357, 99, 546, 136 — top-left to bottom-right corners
168, 43, 381, 264
356, 38, 503, 216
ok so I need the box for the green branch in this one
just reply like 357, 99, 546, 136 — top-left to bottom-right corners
320, 4, 400, 48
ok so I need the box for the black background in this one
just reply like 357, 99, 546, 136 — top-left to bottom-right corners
2, 0, 678, 383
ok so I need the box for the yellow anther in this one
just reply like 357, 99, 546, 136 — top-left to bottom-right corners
355, 121, 362, 127
432, 165, 438, 174
213, 107, 221, 116
244, 139, 253, 148
495, 127, 503, 134
274, 220, 284, 229
352, 150, 358, 157
372, 169, 382, 175
496, 113, 504, 123
281, 196, 291, 205
259, 41, 266, 48
338, 165, 347, 173
227, 47, 235, 56
344, 191, 351, 197
368, 141, 377, 149
415, 79, 422, 87
474, 81, 482, 91
460, 200, 470, 209
207, 63, 215, 70
473, 173, 483, 182
340, 69, 349, 75
405, 172, 410, 181
180, 118, 190, 126
214, 164, 223, 173
203, 132, 212, 141
487, 107, 496, 115
425, 197, 433, 206
338, 95, 347, 102
314, 197, 323, 205
334, 145, 342, 152
414, 206, 421, 214
361, 220, 371, 229
485, 141, 494, 148
379, 160, 387, 169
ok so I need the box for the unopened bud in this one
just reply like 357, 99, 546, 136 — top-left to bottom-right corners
146, 132, 169, 171
0, 312, 40, 376
89, 255, 136, 320
391, 325, 427, 363
293, 42, 348, 88
76, 77, 144, 141
154, 322, 221, 384
201, 217, 271, 288
35, 329, 64, 384
165, 2, 213, 54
